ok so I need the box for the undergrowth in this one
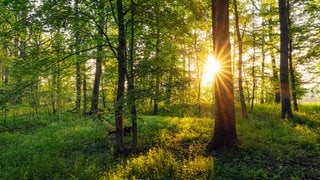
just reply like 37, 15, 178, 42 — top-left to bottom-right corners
1, 104, 320, 179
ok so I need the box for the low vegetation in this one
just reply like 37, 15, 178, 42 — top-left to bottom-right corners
1, 104, 320, 179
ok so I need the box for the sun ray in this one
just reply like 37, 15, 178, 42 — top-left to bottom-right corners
202, 54, 221, 87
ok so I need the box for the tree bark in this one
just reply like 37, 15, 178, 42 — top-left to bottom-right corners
153, 25, 160, 115
250, 1, 256, 111
287, 0, 298, 111
207, 0, 238, 151
115, 0, 126, 153
89, 28, 103, 115
268, 18, 281, 104
89, 0, 105, 116
233, 0, 248, 119
128, 0, 138, 153
278, 0, 293, 119
75, 0, 82, 113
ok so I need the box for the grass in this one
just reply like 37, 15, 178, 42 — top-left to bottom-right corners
1, 104, 320, 179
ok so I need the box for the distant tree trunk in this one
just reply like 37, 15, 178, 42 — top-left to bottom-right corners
89, 29, 103, 115
153, 25, 160, 115
260, 23, 266, 104
250, 2, 256, 111
287, 0, 298, 111
75, 0, 81, 113
128, 0, 138, 152
89, 0, 105, 116
207, 0, 238, 151
268, 18, 281, 104
197, 73, 202, 117
271, 52, 280, 103
115, 0, 126, 153
278, 0, 293, 119
288, 36, 298, 111
82, 63, 88, 113
233, 0, 248, 119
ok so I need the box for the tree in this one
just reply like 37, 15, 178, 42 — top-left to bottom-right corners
287, 0, 298, 111
128, 0, 138, 152
207, 0, 238, 151
278, 0, 293, 119
74, 0, 82, 114
115, 0, 126, 153
89, 0, 105, 115
233, 0, 249, 119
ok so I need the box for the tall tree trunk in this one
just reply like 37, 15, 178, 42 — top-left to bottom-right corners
207, 0, 238, 151
75, 0, 82, 113
153, 25, 160, 115
250, 2, 256, 111
268, 18, 281, 104
260, 22, 266, 104
89, 3, 104, 115
287, 0, 298, 111
278, 0, 293, 119
115, 0, 126, 153
128, 0, 138, 152
233, 0, 248, 119
89, 34, 103, 115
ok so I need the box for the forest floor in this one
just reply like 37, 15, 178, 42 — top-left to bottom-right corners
1, 104, 320, 179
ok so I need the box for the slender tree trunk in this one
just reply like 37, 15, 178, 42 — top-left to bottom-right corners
271, 52, 281, 103
207, 0, 238, 151
234, 0, 248, 119
153, 25, 160, 115
89, 7, 104, 115
268, 18, 281, 104
101, 80, 107, 109
89, 38, 103, 115
278, 0, 293, 119
260, 22, 266, 104
250, 3, 256, 111
287, 0, 298, 111
289, 37, 298, 111
82, 64, 88, 114
115, 0, 126, 153
128, 0, 138, 152
75, 0, 81, 113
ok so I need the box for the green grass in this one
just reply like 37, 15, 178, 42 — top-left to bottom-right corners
1, 104, 320, 179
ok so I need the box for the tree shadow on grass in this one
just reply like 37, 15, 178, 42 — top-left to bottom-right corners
210, 147, 320, 179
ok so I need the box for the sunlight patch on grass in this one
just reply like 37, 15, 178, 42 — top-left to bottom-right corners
294, 124, 319, 149
102, 147, 214, 179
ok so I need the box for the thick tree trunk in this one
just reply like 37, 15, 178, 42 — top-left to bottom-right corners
233, 0, 248, 119
278, 0, 293, 119
207, 0, 238, 151
115, 0, 126, 153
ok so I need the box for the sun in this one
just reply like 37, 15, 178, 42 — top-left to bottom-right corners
202, 54, 221, 87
